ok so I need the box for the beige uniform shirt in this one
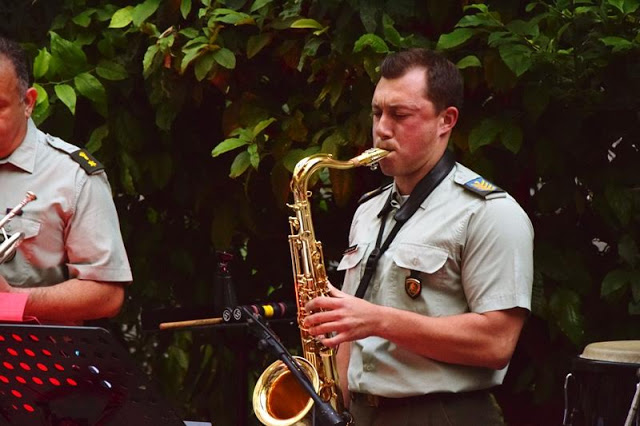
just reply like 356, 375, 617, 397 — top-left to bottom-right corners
338, 163, 533, 397
0, 120, 132, 287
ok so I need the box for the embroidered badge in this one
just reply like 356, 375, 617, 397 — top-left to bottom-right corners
70, 149, 105, 175
463, 177, 504, 198
405, 272, 422, 299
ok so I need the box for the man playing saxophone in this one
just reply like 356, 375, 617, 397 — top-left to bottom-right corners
0, 35, 131, 324
304, 49, 533, 425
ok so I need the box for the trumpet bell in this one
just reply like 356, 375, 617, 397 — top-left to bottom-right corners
253, 356, 320, 426
0, 232, 23, 264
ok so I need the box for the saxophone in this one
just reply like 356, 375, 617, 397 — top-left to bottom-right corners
252, 148, 388, 426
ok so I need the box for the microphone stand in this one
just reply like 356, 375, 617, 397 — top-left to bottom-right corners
240, 306, 348, 426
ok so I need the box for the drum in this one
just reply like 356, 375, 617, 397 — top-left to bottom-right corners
564, 340, 640, 426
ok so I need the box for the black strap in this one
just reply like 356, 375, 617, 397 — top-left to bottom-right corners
354, 151, 456, 299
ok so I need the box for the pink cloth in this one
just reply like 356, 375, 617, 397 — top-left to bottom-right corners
0, 292, 28, 322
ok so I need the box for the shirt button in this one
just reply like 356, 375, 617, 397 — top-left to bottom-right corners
412, 258, 418, 266
364, 363, 374, 372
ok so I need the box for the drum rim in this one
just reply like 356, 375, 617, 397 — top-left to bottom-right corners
572, 356, 640, 373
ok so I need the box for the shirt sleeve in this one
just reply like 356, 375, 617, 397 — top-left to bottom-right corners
64, 171, 132, 283
461, 197, 534, 313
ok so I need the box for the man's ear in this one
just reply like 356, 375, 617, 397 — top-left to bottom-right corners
438, 106, 459, 137
24, 87, 38, 118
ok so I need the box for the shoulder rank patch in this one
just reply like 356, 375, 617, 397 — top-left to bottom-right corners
358, 183, 393, 204
70, 149, 105, 175
462, 177, 505, 199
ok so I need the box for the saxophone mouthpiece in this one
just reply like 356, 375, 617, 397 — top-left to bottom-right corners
350, 148, 389, 169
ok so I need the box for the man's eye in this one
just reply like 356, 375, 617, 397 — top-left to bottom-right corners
372, 110, 382, 117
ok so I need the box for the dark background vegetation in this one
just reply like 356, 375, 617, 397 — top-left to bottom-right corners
1, 0, 639, 424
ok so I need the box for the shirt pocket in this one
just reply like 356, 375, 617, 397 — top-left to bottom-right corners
3, 216, 41, 242
392, 242, 448, 275
337, 243, 369, 271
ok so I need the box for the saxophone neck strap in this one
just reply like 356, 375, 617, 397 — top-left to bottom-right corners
354, 151, 455, 299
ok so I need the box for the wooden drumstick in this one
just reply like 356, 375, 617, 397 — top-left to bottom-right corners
159, 317, 224, 330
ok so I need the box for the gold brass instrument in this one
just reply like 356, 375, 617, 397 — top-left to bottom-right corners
0, 192, 37, 264
252, 148, 389, 426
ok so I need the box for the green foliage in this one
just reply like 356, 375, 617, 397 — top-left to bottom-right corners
5, 0, 640, 424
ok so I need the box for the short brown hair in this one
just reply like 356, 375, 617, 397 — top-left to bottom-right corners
0, 35, 30, 95
380, 48, 463, 113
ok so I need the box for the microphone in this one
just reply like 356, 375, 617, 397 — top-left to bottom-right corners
222, 301, 297, 323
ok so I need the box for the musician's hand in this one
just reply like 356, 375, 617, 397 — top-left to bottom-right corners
304, 283, 383, 347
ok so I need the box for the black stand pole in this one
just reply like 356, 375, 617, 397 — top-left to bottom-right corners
240, 306, 347, 426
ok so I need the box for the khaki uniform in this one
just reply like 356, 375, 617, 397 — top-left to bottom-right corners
0, 120, 132, 287
338, 162, 533, 397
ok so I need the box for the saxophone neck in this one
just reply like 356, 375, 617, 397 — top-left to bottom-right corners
290, 148, 389, 200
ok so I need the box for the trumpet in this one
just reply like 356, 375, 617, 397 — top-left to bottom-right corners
0, 192, 37, 264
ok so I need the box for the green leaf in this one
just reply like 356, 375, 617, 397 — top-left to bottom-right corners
607, 0, 625, 12
33, 49, 51, 80
181, 43, 207, 73
247, 33, 273, 58
180, 0, 192, 19
132, 0, 161, 27
211, 137, 250, 157
109, 6, 133, 28
210, 9, 254, 25
463, 4, 489, 13
549, 288, 584, 345
500, 121, 523, 153
54, 84, 77, 115
248, 144, 260, 169
382, 14, 404, 47
618, 235, 639, 267
457, 13, 501, 28
195, 51, 216, 81
622, 0, 640, 13
437, 28, 475, 50
353, 34, 389, 53
600, 36, 634, 52
290, 18, 323, 29
229, 151, 251, 178
251, 0, 273, 12
498, 44, 532, 77
50, 32, 88, 73
506, 19, 539, 37
86, 125, 109, 153
33, 83, 48, 106
456, 55, 482, 69
469, 118, 501, 152
74, 73, 107, 104
601, 269, 631, 296
252, 118, 276, 136
213, 48, 236, 69
96, 60, 128, 80
143, 45, 160, 78
72, 9, 95, 27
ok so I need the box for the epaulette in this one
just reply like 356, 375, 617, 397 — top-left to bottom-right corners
358, 183, 393, 204
45, 135, 105, 175
459, 177, 505, 199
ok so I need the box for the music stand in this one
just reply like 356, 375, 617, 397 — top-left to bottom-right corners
0, 324, 185, 426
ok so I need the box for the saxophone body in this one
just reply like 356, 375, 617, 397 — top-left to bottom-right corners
252, 148, 388, 426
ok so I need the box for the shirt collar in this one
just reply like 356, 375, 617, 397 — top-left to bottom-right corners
0, 119, 38, 173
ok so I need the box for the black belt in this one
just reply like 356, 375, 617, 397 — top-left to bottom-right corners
350, 389, 489, 409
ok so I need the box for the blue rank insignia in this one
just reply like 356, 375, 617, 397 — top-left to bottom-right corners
463, 177, 504, 198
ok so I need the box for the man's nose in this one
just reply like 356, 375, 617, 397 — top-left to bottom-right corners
374, 114, 392, 140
